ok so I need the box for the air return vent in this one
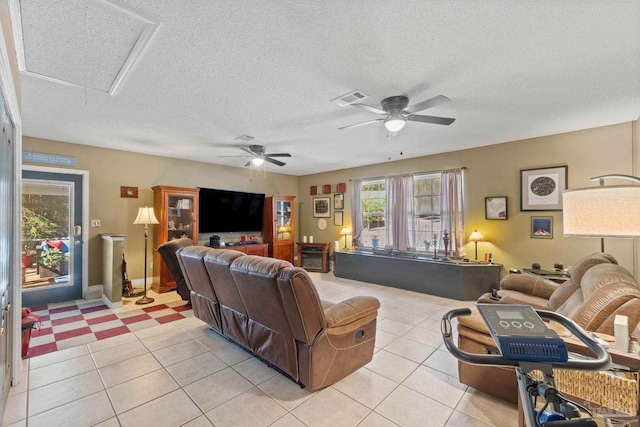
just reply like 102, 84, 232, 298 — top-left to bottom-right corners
331, 90, 369, 107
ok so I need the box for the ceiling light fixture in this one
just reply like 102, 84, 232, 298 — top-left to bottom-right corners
384, 113, 406, 132
251, 157, 265, 166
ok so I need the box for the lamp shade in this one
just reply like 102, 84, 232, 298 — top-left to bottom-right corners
340, 227, 352, 236
563, 186, 640, 238
133, 206, 159, 225
251, 157, 264, 166
468, 230, 484, 242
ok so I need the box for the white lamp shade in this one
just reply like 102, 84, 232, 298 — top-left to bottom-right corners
251, 157, 265, 166
468, 230, 484, 242
340, 227, 352, 236
563, 186, 640, 238
133, 206, 159, 225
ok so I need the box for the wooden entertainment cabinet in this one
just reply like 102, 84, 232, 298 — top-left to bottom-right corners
220, 243, 268, 256
263, 196, 295, 263
152, 185, 199, 294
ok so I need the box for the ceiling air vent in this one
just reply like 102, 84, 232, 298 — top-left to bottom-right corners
331, 90, 369, 107
234, 135, 255, 142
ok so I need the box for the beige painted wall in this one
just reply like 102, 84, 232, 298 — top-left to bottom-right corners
22, 121, 639, 287
22, 137, 299, 285
298, 122, 638, 278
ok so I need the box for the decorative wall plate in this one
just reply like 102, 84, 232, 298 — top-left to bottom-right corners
317, 218, 327, 230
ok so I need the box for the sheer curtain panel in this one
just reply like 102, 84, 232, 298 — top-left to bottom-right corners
440, 169, 465, 257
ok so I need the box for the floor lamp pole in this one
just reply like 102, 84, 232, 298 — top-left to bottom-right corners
136, 224, 154, 305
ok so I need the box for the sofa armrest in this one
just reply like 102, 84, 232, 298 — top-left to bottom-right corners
324, 296, 380, 335
500, 274, 559, 299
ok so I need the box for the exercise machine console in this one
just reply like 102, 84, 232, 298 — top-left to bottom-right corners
442, 305, 611, 427
476, 304, 568, 363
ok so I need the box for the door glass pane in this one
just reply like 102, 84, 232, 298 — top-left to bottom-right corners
167, 195, 194, 240
275, 200, 291, 241
22, 180, 72, 289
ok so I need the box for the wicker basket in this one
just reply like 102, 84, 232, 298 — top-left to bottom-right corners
531, 369, 639, 416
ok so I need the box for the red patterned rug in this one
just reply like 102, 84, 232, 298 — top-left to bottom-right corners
24, 299, 193, 358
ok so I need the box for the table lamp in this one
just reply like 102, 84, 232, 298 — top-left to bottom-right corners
133, 206, 159, 305
340, 227, 352, 249
563, 174, 640, 252
468, 230, 484, 260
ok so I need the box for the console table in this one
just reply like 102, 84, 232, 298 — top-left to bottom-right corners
219, 243, 268, 256
334, 250, 501, 300
297, 242, 330, 273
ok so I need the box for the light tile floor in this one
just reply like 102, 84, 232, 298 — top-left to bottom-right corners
3, 272, 518, 427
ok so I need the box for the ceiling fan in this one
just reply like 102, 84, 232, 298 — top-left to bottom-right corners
339, 94, 455, 131
220, 144, 292, 167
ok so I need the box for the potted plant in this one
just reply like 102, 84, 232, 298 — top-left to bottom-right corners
39, 247, 68, 277
371, 235, 379, 248
21, 207, 59, 269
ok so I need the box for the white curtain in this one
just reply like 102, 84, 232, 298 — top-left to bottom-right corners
350, 179, 362, 248
386, 174, 415, 251
440, 169, 465, 257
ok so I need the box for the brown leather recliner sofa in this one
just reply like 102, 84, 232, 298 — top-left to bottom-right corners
458, 253, 640, 403
175, 245, 380, 390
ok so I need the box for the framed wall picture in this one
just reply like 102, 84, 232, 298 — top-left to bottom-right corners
120, 186, 138, 198
334, 193, 344, 210
521, 165, 568, 211
313, 197, 331, 218
531, 216, 553, 239
334, 211, 343, 226
485, 196, 507, 220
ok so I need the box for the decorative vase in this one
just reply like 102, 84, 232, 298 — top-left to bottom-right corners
372, 238, 379, 248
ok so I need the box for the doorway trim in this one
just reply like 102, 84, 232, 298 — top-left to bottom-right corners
22, 166, 89, 299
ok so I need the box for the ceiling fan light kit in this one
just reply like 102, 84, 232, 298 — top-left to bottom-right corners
384, 114, 406, 132
219, 143, 292, 167
338, 93, 455, 131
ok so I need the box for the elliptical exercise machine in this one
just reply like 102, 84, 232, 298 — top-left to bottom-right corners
442, 305, 611, 427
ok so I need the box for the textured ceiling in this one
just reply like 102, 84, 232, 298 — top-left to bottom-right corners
14, 1, 640, 176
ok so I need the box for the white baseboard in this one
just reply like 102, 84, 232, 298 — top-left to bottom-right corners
101, 294, 123, 309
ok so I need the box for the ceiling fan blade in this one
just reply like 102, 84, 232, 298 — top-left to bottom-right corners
405, 95, 451, 114
218, 155, 252, 158
264, 157, 286, 167
240, 147, 256, 155
338, 118, 384, 130
406, 114, 456, 125
265, 153, 291, 158
351, 103, 387, 115
244, 161, 252, 167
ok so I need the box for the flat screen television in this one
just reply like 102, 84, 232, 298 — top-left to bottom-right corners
198, 187, 265, 233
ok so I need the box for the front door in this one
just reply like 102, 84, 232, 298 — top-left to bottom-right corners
21, 170, 84, 306
0, 90, 14, 419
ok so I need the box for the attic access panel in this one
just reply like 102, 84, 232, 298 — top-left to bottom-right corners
17, 0, 158, 95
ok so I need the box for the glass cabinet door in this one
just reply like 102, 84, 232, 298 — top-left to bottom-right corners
167, 195, 195, 240
275, 199, 292, 241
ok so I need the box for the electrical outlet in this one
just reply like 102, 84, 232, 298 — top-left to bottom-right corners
91, 219, 101, 227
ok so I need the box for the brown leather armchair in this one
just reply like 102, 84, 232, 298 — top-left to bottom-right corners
477, 253, 618, 310
157, 237, 195, 301
459, 255, 640, 403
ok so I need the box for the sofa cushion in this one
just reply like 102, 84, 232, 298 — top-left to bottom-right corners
569, 253, 616, 286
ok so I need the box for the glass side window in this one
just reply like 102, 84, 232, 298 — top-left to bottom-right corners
167, 195, 194, 240
275, 200, 292, 241
360, 179, 386, 247
413, 173, 441, 251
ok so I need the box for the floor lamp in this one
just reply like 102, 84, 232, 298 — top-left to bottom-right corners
563, 174, 640, 252
133, 206, 159, 305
